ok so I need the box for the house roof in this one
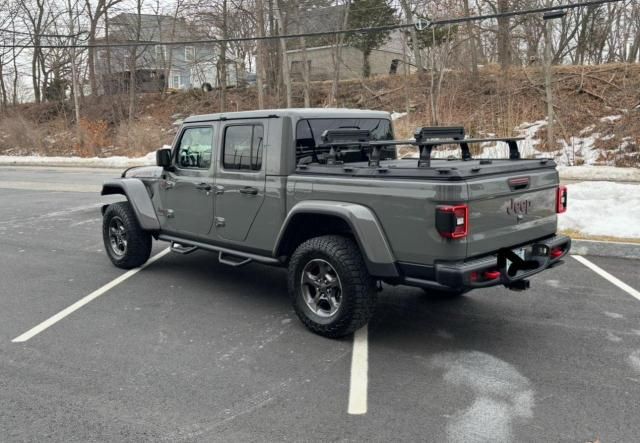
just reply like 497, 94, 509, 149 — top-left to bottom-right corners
108, 13, 203, 42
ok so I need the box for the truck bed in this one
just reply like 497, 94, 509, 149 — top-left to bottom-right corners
295, 158, 556, 180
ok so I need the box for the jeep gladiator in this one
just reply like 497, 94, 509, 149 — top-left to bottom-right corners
101, 108, 570, 338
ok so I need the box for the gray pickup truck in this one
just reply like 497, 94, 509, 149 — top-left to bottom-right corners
101, 108, 570, 338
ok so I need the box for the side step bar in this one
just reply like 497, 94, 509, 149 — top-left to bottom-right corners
159, 234, 281, 267
170, 242, 198, 255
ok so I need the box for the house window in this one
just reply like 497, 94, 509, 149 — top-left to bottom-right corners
185, 46, 195, 62
223, 124, 264, 171
169, 71, 182, 89
155, 45, 167, 61
290, 60, 311, 73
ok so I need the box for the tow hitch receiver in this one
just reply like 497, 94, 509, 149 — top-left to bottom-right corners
506, 279, 530, 291
497, 244, 551, 290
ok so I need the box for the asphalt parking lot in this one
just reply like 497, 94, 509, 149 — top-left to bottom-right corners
1, 166, 640, 442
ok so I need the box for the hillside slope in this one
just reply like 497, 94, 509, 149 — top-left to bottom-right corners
0, 63, 638, 166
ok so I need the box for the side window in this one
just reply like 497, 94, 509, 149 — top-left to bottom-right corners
176, 127, 213, 169
223, 124, 264, 171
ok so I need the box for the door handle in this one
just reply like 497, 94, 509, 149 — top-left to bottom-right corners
239, 186, 258, 195
196, 182, 212, 191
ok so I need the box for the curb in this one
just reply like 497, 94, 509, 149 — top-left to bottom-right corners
570, 239, 640, 260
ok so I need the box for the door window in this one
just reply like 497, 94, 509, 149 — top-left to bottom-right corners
223, 124, 264, 171
176, 126, 213, 169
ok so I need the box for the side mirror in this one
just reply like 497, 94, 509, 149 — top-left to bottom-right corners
156, 148, 172, 168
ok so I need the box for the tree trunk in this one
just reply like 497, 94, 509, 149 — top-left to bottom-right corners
544, 13, 555, 151
362, 49, 371, 78
219, 0, 228, 112
0, 62, 7, 111
32, 49, 41, 103
274, 0, 291, 107
399, 0, 422, 71
128, 0, 142, 126
87, 28, 98, 95
462, 0, 478, 79
496, 0, 511, 70
255, 0, 266, 109
295, 2, 310, 108
329, 1, 350, 106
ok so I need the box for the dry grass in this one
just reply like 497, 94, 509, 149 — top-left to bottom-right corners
560, 228, 640, 244
1, 63, 639, 161
113, 118, 173, 157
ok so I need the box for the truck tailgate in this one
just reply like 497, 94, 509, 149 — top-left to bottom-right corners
466, 169, 559, 258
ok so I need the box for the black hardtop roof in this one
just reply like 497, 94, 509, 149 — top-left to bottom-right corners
183, 108, 391, 124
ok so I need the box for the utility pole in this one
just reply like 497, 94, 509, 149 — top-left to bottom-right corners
543, 8, 565, 151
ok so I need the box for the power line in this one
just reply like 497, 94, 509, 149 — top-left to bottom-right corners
0, 0, 624, 50
0, 27, 87, 39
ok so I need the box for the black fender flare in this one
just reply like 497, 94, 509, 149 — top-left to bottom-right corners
101, 178, 160, 231
274, 201, 399, 278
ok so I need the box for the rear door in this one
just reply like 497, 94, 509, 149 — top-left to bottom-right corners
466, 169, 559, 257
213, 120, 267, 242
159, 124, 216, 237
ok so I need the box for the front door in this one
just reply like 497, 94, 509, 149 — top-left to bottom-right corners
159, 124, 216, 237
214, 121, 267, 242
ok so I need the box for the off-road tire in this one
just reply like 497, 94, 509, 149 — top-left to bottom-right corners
288, 235, 377, 338
102, 201, 152, 269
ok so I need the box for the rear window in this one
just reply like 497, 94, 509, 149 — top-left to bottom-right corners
296, 118, 394, 164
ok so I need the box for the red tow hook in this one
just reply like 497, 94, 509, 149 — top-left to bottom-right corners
483, 270, 501, 280
550, 247, 564, 259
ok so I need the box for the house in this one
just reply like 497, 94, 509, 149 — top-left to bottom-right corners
94, 13, 243, 94
286, 6, 408, 81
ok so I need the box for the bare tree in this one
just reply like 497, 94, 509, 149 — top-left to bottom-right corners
85, 0, 123, 96
273, 0, 291, 107
329, 0, 350, 106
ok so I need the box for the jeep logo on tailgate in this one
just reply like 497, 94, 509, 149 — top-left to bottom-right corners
507, 198, 532, 215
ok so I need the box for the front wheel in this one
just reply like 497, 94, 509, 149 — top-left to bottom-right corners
102, 201, 152, 269
288, 235, 377, 338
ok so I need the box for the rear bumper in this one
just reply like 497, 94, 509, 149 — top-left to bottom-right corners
400, 235, 571, 292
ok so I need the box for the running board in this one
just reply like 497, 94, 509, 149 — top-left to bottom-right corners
158, 234, 280, 266
218, 251, 252, 267
171, 242, 198, 255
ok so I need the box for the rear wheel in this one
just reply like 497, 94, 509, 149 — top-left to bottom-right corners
102, 201, 152, 269
288, 235, 377, 338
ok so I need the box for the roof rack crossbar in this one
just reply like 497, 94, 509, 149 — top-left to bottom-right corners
414, 126, 470, 168
307, 127, 525, 167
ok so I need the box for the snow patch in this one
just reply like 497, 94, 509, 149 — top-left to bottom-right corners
559, 181, 640, 238
600, 115, 622, 123
390, 111, 407, 121
0, 147, 168, 168
430, 351, 534, 443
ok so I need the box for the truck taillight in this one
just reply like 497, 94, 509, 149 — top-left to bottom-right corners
436, 205, 468, 239
556, 186, 567, 213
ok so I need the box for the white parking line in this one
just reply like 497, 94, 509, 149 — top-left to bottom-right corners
348, 324, 368, 415
572, 255, 640, 301
12, 248, 171, 343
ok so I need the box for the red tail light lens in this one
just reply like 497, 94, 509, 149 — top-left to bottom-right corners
436, 205, 469, 239
556, 186, 567, 213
